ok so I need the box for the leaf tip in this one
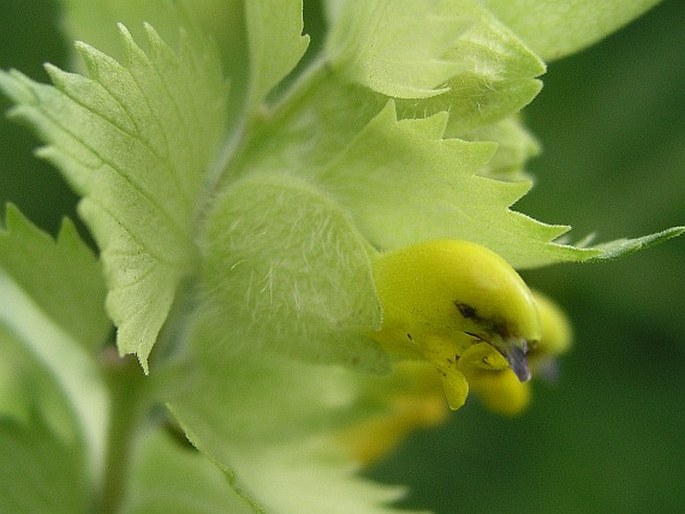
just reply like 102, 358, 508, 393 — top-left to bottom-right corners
588, 226, 685, 261
138, 355, 150, 375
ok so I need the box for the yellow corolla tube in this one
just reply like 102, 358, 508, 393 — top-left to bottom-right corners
371, 240, 542, 411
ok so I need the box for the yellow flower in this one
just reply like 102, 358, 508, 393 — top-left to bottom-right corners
337, 241, 573, 465
370, 240, 570, 414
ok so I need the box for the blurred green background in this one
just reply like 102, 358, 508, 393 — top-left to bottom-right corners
1, 1, 683, 513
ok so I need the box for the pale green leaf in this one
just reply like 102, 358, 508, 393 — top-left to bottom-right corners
310, 100, 586, 268
0, 270, 109, 490
0, 416, 88, 514
0, 22, 229, 370
0, 204, 109, 350
245, 0, 309, 109
59, 0, 248, 127
216, 443, 423, 514
325, 0, 469, 98
121, 429, 253, 514
228, 71, 386, 183
166, 331, 383, 446
393, 1, 545, 134
325, 0, 544, 132
167, 412, 421, 514
459, 116, 540, 179
165, 344, 423, 514
0, 206, 109, 485
201, 173, 387, 373
481, 0, 662, 61
0, 326, 78, 447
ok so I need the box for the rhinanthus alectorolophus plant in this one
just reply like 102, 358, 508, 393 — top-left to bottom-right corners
1, 1, 683, 512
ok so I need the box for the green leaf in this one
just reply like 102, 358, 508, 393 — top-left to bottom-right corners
309, 100, 586, 268
168, 414, 419, 514
0, 273, 109, 489
459, 116, 540, 179
0, 22, 229, 370
225, 69, 554, 267
167, 333, 383, 446
229, 70, 386, 184
393, 1, 545, 135
0, 204, 109, 349
325, 0, 544, 134
0, 326, 77, 446
212, 442, 420, 514
201, 173, 387, 373
165, 345, 421, 514
59, 0, 308, 124
0, 206, 109, 485
59, 0, 249, 128
0, 416, 89, 514
325, 0, 468, 98
121, 429, 252, 514
481, 0, 663, 61
245, 0, 309, 109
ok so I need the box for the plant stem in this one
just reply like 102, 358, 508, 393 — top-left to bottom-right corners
97, 349, 148, 513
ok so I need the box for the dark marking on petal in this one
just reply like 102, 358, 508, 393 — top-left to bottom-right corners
456, 301, 513, 340
455, 302, 478, 319
492, 321, 510, 339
